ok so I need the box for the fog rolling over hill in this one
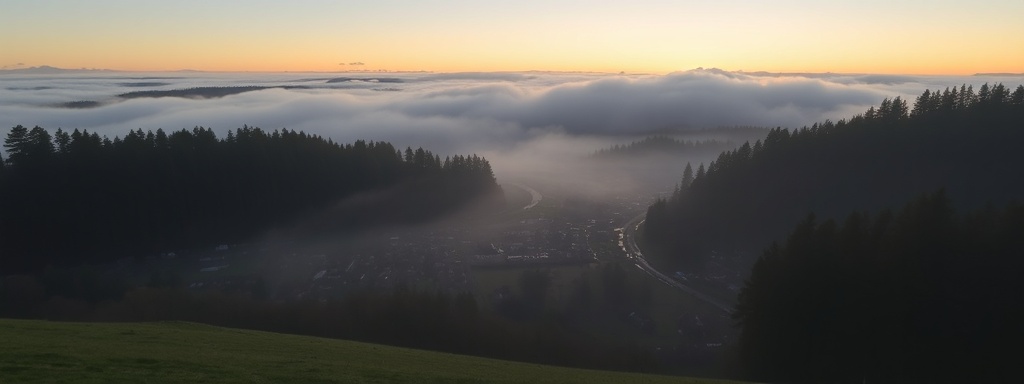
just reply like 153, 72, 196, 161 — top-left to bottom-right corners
3, 68, 1024, 383
5, 68, 1019, 198
4, 69, 1020, 160
3, 0, 1024, 381
0, 125, 503, 272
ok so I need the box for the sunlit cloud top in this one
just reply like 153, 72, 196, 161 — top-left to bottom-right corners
1, 0, 1022, 74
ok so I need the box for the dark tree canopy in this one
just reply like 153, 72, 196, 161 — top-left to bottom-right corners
734, 192, 1024, 383
0, 125, 502, 273
644, 84, 1024, 272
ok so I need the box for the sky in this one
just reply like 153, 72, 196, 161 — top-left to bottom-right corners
2, 0, 1023, 74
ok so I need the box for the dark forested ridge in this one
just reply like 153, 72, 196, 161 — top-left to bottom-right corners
645, 83, 1024, 271
641, 83, 1024, 382
734, 192, 1024, 383
0, 125, 502, 272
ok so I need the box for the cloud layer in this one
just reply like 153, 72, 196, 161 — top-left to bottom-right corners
2, 69, 1021, 165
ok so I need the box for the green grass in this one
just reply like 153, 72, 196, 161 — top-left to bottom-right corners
0, 319, 745, 384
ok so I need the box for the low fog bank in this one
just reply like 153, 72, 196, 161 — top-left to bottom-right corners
480, 130, 766, 202
4, 69, 1019, 201
6, 69, 1014, 154
257, 129, 757, 264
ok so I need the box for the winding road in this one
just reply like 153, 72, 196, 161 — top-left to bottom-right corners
506, 182, 542, 210
500, 182, 731, 313
619, 212, 733, 314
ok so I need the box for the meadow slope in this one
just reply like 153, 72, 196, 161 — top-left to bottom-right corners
0, 319, 744, 384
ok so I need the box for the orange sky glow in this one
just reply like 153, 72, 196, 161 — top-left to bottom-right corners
2, 1, 1022, 75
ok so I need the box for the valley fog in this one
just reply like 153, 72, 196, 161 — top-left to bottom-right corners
5, 69, 1020, 199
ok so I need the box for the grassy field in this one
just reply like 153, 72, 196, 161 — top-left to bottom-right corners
0, 319, 745, 384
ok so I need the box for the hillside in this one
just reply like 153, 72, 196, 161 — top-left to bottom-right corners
644, 83, 1024, 273
0, 126, 502, 272
733, 193, 1023, 382
0, 319, 742, 384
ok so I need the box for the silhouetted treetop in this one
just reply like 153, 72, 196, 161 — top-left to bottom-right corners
0, 125, 501, 273
644, 83, 1024, 271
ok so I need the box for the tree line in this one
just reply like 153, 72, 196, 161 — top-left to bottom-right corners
733, 191, 1023, 383
644, 83, 1024, 272
642, 83, 1024, 381
0, 125, 502, 273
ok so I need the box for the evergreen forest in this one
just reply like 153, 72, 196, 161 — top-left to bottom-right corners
734, 192, 1022, 383
0, 125, 502, 273
645, 83, 1024, 382
645, 83, 1024, 271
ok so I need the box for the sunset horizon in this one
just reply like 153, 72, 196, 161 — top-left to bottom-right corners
4, 1, 1022, 76
4, 63, 1022, 77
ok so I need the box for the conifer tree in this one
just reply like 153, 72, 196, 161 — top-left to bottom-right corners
978, 83, 991, 104
1011, 85, 1024, 105
912, 89, 931, 116
53, 128, 71, 155
3, 125, 29, 166
681, 163, 694, 190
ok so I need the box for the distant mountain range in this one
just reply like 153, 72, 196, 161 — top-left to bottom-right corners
974, 72, 1024, 76
0, 65, 118, 74
6, 66, 1021, 77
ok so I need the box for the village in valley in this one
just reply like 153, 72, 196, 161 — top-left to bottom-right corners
126, 185, 738, 370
